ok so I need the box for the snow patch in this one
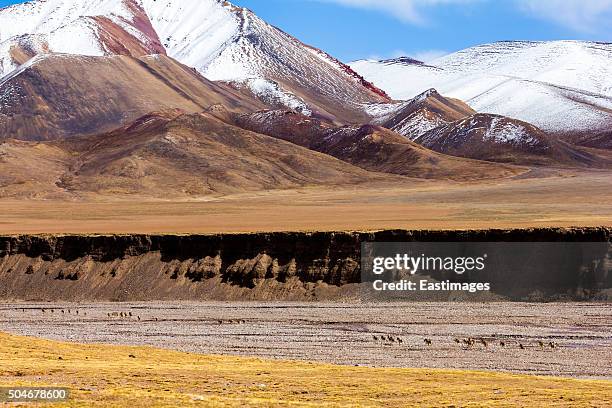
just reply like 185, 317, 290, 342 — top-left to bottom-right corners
46, 18, 105, 57
0, 53, 47, 86
395, 112, 445, 139
141, 0, 240, 74
483, 118, 536, 145
245, 78, 312, 116
364, 101, 405, 122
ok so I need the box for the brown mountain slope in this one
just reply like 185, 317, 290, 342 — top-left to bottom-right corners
415, 114, 609, 167
1, 110, 399, 199
558, 129, 612, 150
368, 89, 475, 138
234, 110, 523, 181
0, 138, 71, 199
0, 53, 264, 141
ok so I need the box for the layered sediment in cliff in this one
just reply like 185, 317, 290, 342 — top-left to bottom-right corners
0, 228, 610, 301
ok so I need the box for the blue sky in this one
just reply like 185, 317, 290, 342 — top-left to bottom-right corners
232, 0, 612, 61
2, 0, 611, 62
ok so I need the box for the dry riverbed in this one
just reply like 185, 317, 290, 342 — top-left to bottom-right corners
0, 302, 610, 379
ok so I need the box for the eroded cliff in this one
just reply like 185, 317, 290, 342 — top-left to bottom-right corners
0, 228, 610, 301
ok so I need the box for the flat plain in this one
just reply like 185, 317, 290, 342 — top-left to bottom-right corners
0, 170, 611, 234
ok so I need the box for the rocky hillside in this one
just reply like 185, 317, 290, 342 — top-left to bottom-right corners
0, 53, 263, 141
235, 110, 523, 181
1, 110, 395, 199
415, 114, 608, 167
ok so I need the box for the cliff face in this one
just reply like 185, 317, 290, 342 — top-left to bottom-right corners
0, 228, 610, 301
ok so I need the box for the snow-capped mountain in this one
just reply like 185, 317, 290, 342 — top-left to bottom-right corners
0, 0, 165, 74
351, 41, 612, 134
144, 0, 390, 112
413, 113, 599, 166
360, 87, 605, 166
366, 89, 475, 139
0, 0, 389, 123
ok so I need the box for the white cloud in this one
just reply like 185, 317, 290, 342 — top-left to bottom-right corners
311, 0, 480, 25
515, 0, 612, 33
411, 49, 448, 62
365, 49, 447, 62
389, 49, 409, 58
365, 49, 408, 60
311, 0, 612, 34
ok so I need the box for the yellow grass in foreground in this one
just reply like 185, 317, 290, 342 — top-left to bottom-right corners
0, 332, 610, 407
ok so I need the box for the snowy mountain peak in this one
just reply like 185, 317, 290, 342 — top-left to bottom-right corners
351, 40, 612, 133
1, 0, 389, 122
141, 0, 390, 118
414, 88, 439, 101
0, 0, 166, 76
379, 56, 427, 66
367, 87, 475, 139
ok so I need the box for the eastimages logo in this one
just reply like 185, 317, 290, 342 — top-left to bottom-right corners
361, 242, 611, 300
371, 251, 491, 293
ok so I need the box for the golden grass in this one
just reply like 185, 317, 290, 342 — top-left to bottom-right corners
0, 332, 610, 407
1, 170, 611, 234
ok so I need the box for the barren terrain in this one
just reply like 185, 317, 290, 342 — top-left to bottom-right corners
1, 302, 610, 379
0, 170, 610, 234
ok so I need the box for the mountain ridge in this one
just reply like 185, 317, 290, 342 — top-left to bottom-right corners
0, 0, 389, 124
1, 109, 401, 199
234, 109, 524, 180
1, 1, 610, 180
351, 40, 612, 136
367, 89, 476, 139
